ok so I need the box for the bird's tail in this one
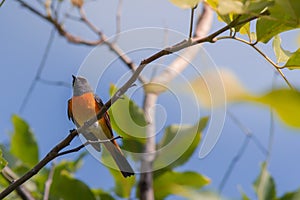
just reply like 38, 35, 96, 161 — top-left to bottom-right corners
103, 141, 134, 178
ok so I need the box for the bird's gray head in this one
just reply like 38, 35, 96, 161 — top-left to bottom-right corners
72, 75, 93, 96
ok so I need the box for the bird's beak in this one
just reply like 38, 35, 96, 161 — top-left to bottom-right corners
72, 75, 76, 86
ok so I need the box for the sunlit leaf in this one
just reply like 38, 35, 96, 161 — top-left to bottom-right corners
253, 162, 276, 200
272, 35, 293, 63
187, 68, 300, 128
154, 117, 208, 170
153, 171, 210, 199
92, 189, 115, 200
0, 149, 7, 170
50, 162, 95, 200
256, 0, 300, 43
207, 0, 273, 15
102, 148, 135, 198
253, 89, 300, 127
109, 85, 146, 159
10, 115, 39, 167
284, 48, 300, 69
169, 0, 201, 9
188, 68, 251, 108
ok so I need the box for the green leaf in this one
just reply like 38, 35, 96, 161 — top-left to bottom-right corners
154, 117, 208, 170
101, 148, 135, 198
0, 149, 7, 170
253, 162, 276, 200
252, 89, 300, 128
256, 0, 300, 43
153, 171, 210, 200
109, 85, 146, 157
10, 115, 39, 167
284, 48, 300, 69
50, 162, 96, 200
92, 189, 115, 200
272, 35, 293, 63
278, 188, 300, 200
169, 0, 201, 9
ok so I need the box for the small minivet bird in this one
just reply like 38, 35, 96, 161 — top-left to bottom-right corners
67, 75, 134, 177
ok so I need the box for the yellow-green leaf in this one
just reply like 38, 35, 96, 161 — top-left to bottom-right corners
169, 0, 201, 9
102, 148, 135, 198
109, 84, 147, 157
50, 163, 96, 200
272, 35, 292, 63
10, 115, 39, 167
154, 117, 208, 170
154, 171, 210, 199
252, 89, 300, 127
284, 48, 300, 69
256, 0, 300, 43
253, 162, 276, 200
0, 149, 7, 170
188, 68, 251, 108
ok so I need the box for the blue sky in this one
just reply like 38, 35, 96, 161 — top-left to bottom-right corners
1, 0, 300, 199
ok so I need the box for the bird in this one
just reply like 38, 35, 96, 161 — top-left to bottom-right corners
67, 75, 134, 178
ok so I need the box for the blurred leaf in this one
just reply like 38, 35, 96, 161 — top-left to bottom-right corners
188, 68, 251, 108
10, 115, 39, 168
153, 171, 210, 199
256, 0, 300, 43
278, 188, 300, 200
188, 68, 300, 128
169, 0, 201, 9
92, 189, 115, 200
50, 162, 95, 200
102, 148, 135, 198
272, 35, 293, 63
0, 149, 7, 170
284, 48, 300, 69
207, 0, 273, 15
254, 162, 276, 200
239, 186, 251, 200
109, 85, 146, 156
155, 117, 208, 170
253, 89, 300, 127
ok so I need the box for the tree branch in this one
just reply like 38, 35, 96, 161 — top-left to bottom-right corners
1, 166, 35, 200
215, 36, 294, 89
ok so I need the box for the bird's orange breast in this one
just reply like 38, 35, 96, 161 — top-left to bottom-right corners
71, 93, 100, 126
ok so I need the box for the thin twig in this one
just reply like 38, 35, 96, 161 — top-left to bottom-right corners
218, 111, 269, 193
114, 0, 123, 42
43, 163, 55, 200
189, 5, 197, 39
38, 78, 71, 88
218, 136, 250, 193
215, 36, 294, 89
227, 111, 268, 155
0, 0, 5, 7
19, 28, 56, 113
56, 136, 122, 157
